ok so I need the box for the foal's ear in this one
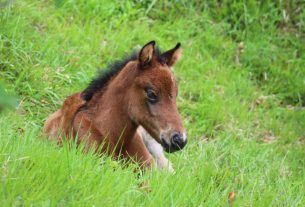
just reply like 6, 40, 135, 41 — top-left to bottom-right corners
139, 41, 155, 66
161, 43, 182, 67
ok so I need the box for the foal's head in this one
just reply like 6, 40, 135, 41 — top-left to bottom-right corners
128, 41, 187, 153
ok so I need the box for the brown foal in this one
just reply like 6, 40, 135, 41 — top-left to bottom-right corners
44, 41, 187, 169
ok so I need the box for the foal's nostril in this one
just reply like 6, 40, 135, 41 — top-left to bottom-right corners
172, 133, 180, 144
171, 132, 185, 149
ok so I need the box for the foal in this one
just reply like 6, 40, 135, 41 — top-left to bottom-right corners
44, 41, 187, 170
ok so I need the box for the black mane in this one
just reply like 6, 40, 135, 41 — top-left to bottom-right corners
81, 51, 138, 101
82, 48, 163, 101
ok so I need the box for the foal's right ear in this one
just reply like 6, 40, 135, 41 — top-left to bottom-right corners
161, 43, 182, 67
138, 41, 155, 66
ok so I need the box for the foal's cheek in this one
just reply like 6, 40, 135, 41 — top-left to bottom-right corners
145, 102, 158, 117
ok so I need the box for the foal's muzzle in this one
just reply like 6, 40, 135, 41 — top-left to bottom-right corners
161, 132, 187, 153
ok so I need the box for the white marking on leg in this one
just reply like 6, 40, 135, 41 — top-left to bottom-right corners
137, 126, 174, 172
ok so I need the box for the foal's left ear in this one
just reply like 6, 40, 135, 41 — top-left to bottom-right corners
161, 43, 182, 67
139, 40, 155, 66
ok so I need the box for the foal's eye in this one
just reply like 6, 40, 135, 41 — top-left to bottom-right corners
145, 88, 158, 103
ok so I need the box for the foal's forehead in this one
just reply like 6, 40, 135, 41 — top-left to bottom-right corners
147, 65, 176, 93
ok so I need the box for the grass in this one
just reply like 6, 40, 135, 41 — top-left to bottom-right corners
0, 0, 304, 206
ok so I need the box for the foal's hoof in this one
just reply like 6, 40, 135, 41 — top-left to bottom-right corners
167, 165, 175, 174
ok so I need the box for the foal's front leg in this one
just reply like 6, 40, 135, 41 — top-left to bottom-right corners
122, 132, 155, 169
137, 126, 174, 172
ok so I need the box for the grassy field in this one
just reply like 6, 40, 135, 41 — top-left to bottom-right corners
1, 1, 305, 206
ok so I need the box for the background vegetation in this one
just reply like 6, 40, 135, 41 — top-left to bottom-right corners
0, 0, 304, 206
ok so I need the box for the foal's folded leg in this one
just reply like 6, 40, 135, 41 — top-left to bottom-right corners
137, 126, 174, 172
122, 132, 154, 169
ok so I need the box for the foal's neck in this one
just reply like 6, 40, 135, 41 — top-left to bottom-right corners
90, 61, 138, 151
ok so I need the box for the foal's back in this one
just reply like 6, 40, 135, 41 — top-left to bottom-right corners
43, 93, 85, 142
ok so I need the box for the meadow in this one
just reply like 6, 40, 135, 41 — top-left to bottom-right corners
0, 1, 304, 206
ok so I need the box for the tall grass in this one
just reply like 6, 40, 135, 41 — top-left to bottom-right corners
0, 1, 304, 206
